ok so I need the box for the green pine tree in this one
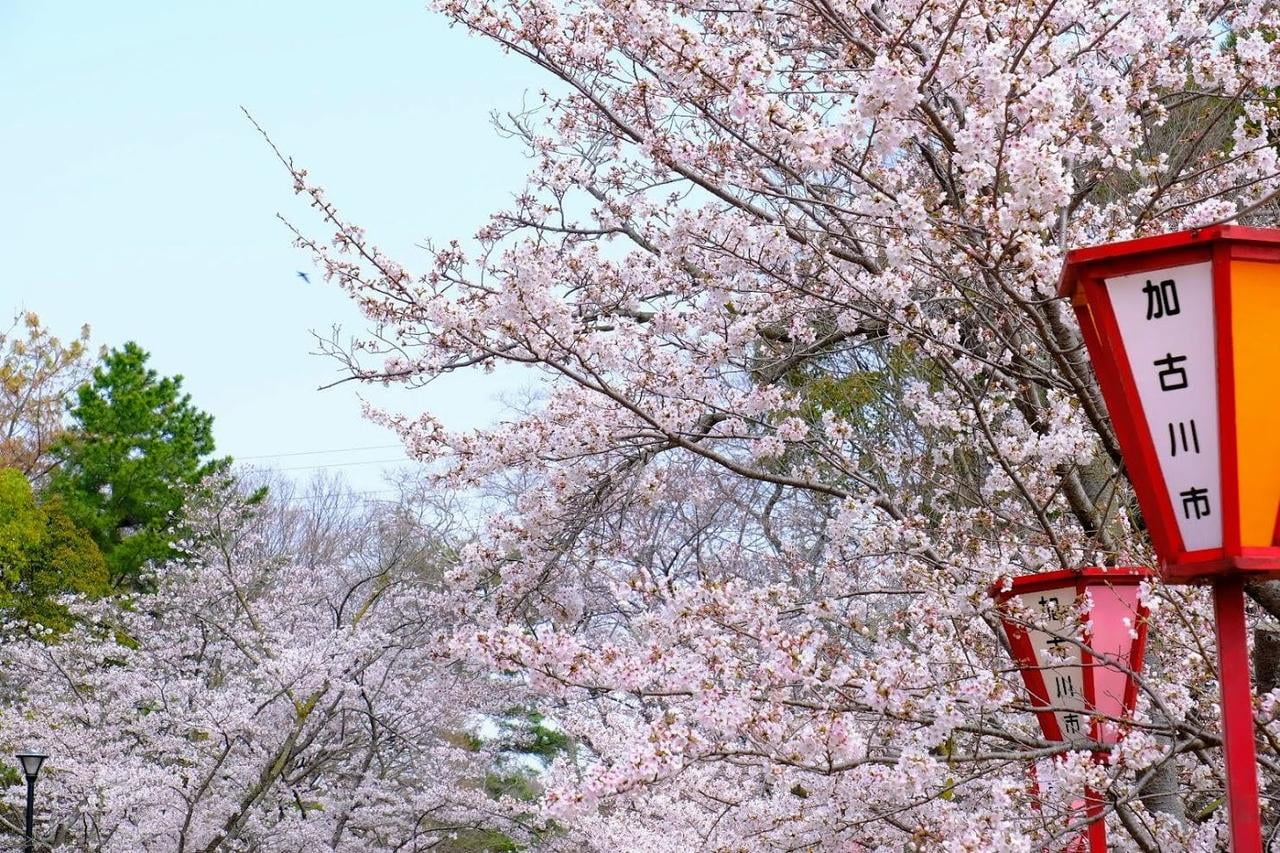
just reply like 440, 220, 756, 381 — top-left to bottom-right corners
49, 342, 228, 588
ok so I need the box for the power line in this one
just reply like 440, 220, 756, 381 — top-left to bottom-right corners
272, 457, 412, 473
274, 489, 400, 503
236, 444, 402, 461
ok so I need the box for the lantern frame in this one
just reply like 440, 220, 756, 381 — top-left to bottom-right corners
990, 568, 1152, 744
1060, 225, 1280, 582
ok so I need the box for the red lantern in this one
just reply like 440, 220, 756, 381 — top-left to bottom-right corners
1060, 226, 1273, 850
1059, 226, 1280, 583
991, 568, 1152, 745
991, 568, 1152, 852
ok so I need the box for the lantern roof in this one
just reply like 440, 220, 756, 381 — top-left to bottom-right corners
1059, 225, 1280, 301
988, 566, 1151, 599
991, 568, 1151, 746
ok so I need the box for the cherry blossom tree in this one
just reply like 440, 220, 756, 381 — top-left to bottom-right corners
0, 478, 535, 852
268, 0, 1280, 848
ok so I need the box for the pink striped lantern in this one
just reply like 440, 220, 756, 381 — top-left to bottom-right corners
991, 568, 1154, 852
991, 568, 1152, 745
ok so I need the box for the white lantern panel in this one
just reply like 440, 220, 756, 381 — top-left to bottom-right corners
1016, 587, 1089, 744
1105, 262, 1222, 551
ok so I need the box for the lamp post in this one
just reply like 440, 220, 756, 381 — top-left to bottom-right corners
14, 749, 46, 853
1058, 225, 1280, 851
991, 568, 1152, 852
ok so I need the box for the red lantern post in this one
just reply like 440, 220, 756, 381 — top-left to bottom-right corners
992, 568, 1152, 852
1060, 225, 1280, 851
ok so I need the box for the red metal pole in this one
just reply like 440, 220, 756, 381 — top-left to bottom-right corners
1084, 786, 1107, 852
1213, 577, 1262, 852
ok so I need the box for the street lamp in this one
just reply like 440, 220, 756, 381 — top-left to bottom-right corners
991, 567, 1152, 852
14, 749, 46, 853
1059, 224, 1280, 851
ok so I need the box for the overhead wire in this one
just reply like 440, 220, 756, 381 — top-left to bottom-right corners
273, 457, 412, 473
236, 443, 401, 460
231, 443, 413, 473
273, 489, 401, 503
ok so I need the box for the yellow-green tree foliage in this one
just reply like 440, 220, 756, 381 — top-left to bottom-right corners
0, 312, 96, 482
0, 468, 108, 632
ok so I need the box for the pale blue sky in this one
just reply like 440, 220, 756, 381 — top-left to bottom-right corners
2, 1, 534, 491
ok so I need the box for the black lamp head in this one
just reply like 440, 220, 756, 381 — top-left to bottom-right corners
15, 750, 47, 779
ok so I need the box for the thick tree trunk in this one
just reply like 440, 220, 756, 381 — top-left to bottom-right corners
1254, 621, 1280, 839
1247, 581, 1280, 624
1138, 753, 1185, 821
1137, 702, 1186, 822
1254, 625, 1280, 696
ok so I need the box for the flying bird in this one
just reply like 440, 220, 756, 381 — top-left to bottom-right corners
296, 271, 310, 284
